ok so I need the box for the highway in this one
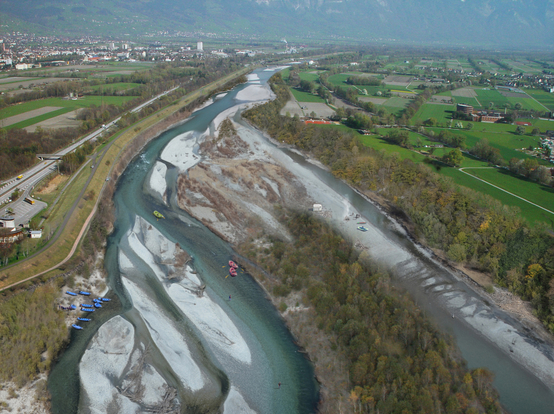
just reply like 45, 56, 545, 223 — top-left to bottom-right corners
0, 86, 179, 224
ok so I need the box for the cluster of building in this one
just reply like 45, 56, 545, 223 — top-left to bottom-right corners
541, 131, 554, 164
0, 33, 265, 70
457, 103, 505, 123
0, 216, 41, 243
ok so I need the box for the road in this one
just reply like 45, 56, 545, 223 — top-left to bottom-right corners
0, 87, 180, 223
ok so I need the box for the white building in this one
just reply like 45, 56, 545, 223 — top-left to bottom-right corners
0, 217, 15, 228
197, 41, 203, 51
29, 230, 42, 239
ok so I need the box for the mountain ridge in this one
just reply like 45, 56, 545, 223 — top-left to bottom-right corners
0, 0, 553, 47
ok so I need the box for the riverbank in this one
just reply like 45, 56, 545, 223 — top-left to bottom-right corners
0, 68, 255, 414
167, 78, 554, 412
357, 186, 554, 351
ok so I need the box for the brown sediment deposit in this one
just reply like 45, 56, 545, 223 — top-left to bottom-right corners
176, 132, 309, 245
36, 174, 68, 194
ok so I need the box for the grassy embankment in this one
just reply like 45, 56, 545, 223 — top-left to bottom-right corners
0, 67, 251, 290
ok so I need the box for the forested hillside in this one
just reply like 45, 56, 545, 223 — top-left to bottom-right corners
1, 0, 553, 46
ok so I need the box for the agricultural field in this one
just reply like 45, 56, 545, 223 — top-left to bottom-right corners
471, 88, 545, 111
380, 97, 411, 115
23, 62, 154, 78
327, 73, 357, 86
476, 59, 510, 75
413, 103, 455, 124
359, 126, 551, 224
526, 90, 554, 112
446, 59, 463, 71
0, 95, 135, 130
289, 88, 326, 103
501, 59, 543, 74
425, 126, 545, 164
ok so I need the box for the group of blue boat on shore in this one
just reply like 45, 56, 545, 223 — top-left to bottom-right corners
63, 290, 111, 330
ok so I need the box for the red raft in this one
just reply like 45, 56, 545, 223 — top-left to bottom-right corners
229, 267, 237, 277
229, 260, 238, 269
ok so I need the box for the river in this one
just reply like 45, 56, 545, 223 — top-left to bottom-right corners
49, 67, 554, 413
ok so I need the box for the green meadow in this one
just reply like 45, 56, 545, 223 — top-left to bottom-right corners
462, 167, 554, 224
289, 88, 326, 103
413, 103, 455, 124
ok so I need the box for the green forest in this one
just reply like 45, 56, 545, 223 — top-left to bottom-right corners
243, 211, 501, 413
0, 282, 67, 387
243, 75, 554, 334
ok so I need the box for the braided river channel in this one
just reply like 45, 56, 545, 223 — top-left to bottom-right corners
48, 68, 554, 413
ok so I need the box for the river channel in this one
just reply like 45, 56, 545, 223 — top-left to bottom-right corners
49, 68, 554, 413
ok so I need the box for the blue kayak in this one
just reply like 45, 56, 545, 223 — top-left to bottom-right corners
66, 291, 77, 296
79, 291, 91, 296
81, 308, 95, 312
81, 304, 93, 308
93, 298, 101, 303
100, 298, 111, 302
94, 303, 102, 308
72, 324, 83, 330
77, 317, 91, 322
69, 305, 76, 310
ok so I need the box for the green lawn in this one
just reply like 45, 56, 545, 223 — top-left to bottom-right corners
452, 97, 482, 108
413, 103, 455, 124
298, 72, 320, 82
381, 97, 410, 115
517, 118, 554, 131
462, 167, 554, 224
289, 88, 326, 103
